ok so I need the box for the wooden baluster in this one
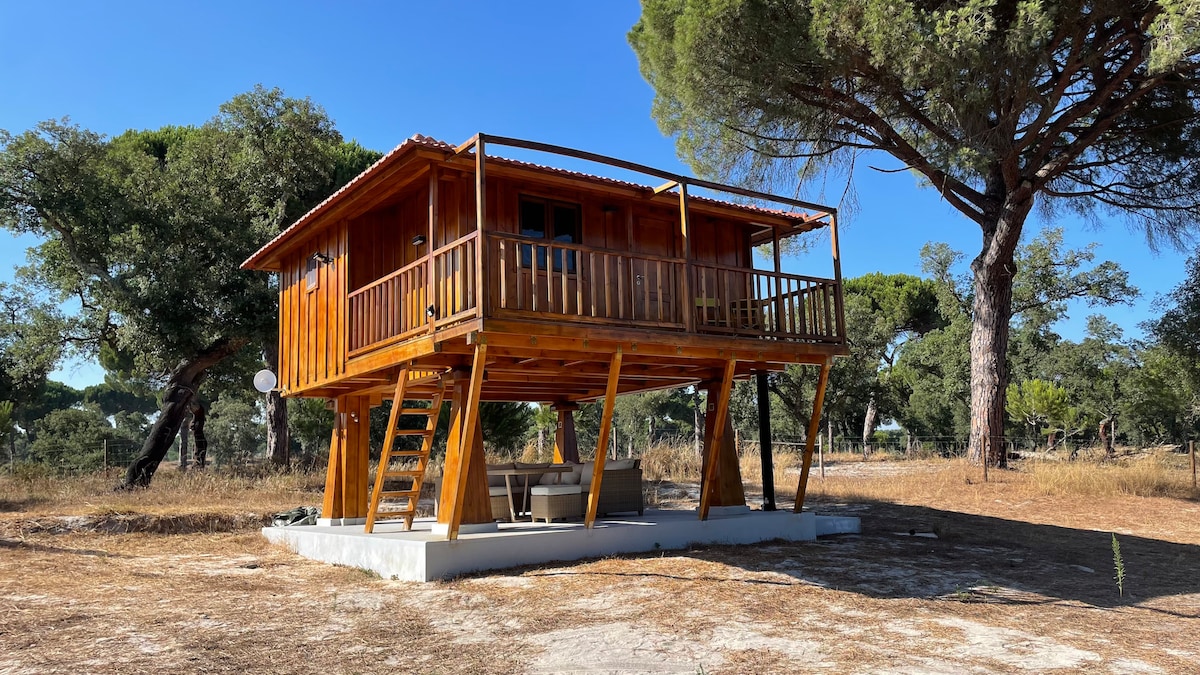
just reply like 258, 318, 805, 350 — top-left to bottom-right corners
560, 245, 569, 315
589, 251, 597, 317
576, 250, 583, 317
655, 260, 664, 322
532, 245, 540, 313
823, 282, 832, 339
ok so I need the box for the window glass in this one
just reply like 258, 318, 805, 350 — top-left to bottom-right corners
305, 256, 319, 291
519, 196, 581, 273
552, 205, 580, 243
520, 200, 546, 239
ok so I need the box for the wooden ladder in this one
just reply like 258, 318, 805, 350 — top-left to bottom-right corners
364, 367, 446, 533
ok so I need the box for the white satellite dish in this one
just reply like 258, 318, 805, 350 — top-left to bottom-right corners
253, 369, 278, 393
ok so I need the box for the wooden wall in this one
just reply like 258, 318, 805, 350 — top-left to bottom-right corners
275, 161, 766, 393
483, 175, 751, 266
277, 222, 348, 394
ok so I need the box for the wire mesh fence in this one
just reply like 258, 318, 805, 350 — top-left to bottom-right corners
4, 437, 270, 477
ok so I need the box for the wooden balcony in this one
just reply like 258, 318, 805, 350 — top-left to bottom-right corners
347, 231, 844, 358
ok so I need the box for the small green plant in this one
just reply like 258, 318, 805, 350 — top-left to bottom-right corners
1111, 533, 1126, 598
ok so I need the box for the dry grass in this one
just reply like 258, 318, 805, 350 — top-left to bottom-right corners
3, 447, 1199, 673
0, 465, 326, 519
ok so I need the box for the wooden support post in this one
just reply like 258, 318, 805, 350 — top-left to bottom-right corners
426, 166, 438, 334
321, 397, 347, 519
551, 402, 580, 464
321, 395, 371, 520
794, 358, 832, 513
829, 211, 845, 341
678, 183, 693, 332
439, 343, 489, 540
475, 138, 487, 318
585, 350, 622, 528
699, 358, 738, 520
756, 370, 777, 511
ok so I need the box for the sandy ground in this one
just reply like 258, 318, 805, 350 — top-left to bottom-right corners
2, 467, 1198, 674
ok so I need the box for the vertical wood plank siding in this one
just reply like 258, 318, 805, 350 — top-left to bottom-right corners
279, 222, 348, 393
275, 168, 845, 390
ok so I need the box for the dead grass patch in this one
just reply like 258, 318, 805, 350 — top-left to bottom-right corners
2, 451, 1199, 673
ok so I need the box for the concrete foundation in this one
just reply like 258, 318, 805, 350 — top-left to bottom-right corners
263, 509, 860, 582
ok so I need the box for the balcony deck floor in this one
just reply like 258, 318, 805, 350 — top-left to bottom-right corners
261, 508, 860, 582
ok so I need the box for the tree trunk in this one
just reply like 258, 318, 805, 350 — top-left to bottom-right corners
263, 343, 289, 468
968, 196, 1030, 467
178, 411, 191, 471
121, 337, 247, 489
861, 395, 878, 458
1099, 415, 1115, 458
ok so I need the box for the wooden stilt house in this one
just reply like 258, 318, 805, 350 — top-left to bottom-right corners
242, 134, 848, 539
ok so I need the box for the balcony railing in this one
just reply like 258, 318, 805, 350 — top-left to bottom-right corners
348, 232, 843, 356
489, 233, 685, 329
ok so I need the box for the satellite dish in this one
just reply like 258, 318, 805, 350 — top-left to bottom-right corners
253, 369, 278, 393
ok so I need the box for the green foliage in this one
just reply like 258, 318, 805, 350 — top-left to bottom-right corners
0, 400, 13, 444
632, 1, 1200, 233
480, 402, 535, 453
26, 408, 128, 472
1111, 533, 1126, 598
288, 398, 335, 464
206, 397, 264, 466
1006, 379, 1069, 436
633, 1, 1199, 462
0, 84, 364, 392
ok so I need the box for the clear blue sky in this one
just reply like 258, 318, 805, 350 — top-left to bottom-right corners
1, 1, 1189, 389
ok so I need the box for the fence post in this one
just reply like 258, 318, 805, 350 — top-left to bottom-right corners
1191, 440, 1196, 489
103, 439, 109, 475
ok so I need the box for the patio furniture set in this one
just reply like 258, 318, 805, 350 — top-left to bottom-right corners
486, 459, 644, 523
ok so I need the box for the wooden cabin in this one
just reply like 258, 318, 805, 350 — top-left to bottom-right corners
243, 134, 848, 539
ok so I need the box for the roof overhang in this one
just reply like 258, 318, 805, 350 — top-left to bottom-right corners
241, 133, 836, 272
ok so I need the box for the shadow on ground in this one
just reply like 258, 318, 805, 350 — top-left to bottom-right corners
531, 499, 1199, 615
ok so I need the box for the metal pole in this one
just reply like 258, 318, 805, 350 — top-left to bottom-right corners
756, 371, 776, 511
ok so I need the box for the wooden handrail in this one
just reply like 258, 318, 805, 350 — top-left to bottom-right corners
689, 260, 837, 286
431, 229, 479, 258
349, 257, 428, 299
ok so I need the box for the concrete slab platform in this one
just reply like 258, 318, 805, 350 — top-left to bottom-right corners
262, 509, 860, 582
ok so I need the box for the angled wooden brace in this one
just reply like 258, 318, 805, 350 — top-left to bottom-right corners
794, 357, 832, 513
699, 358, 737, 520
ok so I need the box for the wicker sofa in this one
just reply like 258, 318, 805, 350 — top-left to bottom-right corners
577, 459, 644, 517
436, 460, 644, 521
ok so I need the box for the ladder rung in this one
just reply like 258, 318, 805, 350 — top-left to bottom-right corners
394, 429, 434, 436
374, 510, 415, 519
380, 490, 420, 499
398, 407, 436, 415
385, 450, 425, 458
383, 469, 423, 478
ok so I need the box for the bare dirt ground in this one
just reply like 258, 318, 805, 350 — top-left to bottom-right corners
2, 459, 1198, 674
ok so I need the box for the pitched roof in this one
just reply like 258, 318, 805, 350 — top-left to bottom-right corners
242, 134, 829, 270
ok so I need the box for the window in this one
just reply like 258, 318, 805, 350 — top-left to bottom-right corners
305, 255, 319, 291
518, 196, 581, 273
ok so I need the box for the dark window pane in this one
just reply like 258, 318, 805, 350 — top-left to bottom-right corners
552, 205, 579, 243
520, 200, 546, 239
